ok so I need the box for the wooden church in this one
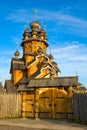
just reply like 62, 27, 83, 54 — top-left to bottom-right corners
4, 14, 85, 119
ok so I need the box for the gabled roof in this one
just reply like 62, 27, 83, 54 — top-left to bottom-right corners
18, 76, 29, 84
12, 63, 26, 70
10, 58, 26, 73
31, 70, 41, 78
0, 82, 5, 93
27, 76, 78, 88
4, 80, 17, 93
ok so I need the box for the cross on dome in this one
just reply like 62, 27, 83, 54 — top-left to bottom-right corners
33, 9, 38, 21
24, 20, 29, 30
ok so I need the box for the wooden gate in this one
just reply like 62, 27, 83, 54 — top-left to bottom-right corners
39, 88, 73, 119
22, 91, 35, 118
22, 88, 73, 119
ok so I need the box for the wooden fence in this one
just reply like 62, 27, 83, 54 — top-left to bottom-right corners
73, 93, 87, 121
0, 92, 87, 121
0, 93, 21, 118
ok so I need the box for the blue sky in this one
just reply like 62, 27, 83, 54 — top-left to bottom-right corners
0, 0, 87, 87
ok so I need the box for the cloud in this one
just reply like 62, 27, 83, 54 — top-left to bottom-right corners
6, 9, 31, 22
50, 41, 87, 87
38, 10, 87, 29
6, 9, 87, 37
52, 42, 87, 61
52, 43, 82, 52
7, 9, 87, 26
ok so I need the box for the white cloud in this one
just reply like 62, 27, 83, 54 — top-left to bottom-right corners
7, 9, 87, 25
51, 42, 87, 61
50, 42, 87, 87
7, 9, 31, 22
6, 9, 87, 36
52, 44, 82, 53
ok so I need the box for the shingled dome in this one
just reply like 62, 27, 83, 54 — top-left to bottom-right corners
39, 28, 46, 35
23, 28, 29, 36
37, 47, 43, 54
30, 21, 40, 31
14, 50, 20, 57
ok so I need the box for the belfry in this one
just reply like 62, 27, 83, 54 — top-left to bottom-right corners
4, 13, 85, 119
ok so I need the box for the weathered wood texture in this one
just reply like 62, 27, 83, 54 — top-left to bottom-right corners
0, 93, 21, 118
73, 94, 87, 121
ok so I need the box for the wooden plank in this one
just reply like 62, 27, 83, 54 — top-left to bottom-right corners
73, 93, 87, 122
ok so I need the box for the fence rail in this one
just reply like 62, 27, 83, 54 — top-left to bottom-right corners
0, 93, 21, 118
73, 93, 87, 121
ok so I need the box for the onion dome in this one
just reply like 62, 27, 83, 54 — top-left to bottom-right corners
49, 54, 54, 60
39, 28, 46, 35
50, 70, 55, 75
30, 21, 40, 31
37, 47, 43, 54
52, 61, 57, 67
30, 30, 38, 38
23, 28, 30, 40
39, 28, 47, 41
14, 50, 20, 59
41, 58, 48, 67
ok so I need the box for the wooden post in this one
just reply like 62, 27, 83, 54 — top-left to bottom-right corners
52, 89, 55, 119
22, 92, 26, 118
67, 86, 73, 98
20, 91, 22, 118
35, 88, 39, 120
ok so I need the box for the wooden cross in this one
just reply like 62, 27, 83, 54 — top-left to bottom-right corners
24, 20, 29, 30
75, 71, 78, 76
34, 10, 38, 21
16, 41, 19, 50
43, 24, 46, 31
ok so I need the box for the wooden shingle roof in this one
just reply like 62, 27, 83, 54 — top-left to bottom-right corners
27, 76, 78, 88
4, 80, 17, 93
10, 58, 26, 73
18, 76, 29, 84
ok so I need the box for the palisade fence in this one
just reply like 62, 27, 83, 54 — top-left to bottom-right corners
73, 93, 87, 122
0, 93, 21, 118
0, 93, 87, 121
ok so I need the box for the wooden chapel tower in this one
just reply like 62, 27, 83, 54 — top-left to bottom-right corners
10, 18, 60, 86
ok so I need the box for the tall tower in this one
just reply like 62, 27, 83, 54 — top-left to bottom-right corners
10, 18, 60, 85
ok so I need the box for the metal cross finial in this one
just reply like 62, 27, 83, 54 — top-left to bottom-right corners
75, 71, 78, 76
43, 24, 46, 31
16, 41, 19, 50
34, 10, 38, 21
24, 20, 28, 30
40, 21, 43, 28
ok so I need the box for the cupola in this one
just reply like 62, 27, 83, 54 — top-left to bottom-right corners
30, 21, 40, 31
37, 47, 43, 54
39, 28, 47, 41
23, 28, 30, 41
14, 50, 20, 59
